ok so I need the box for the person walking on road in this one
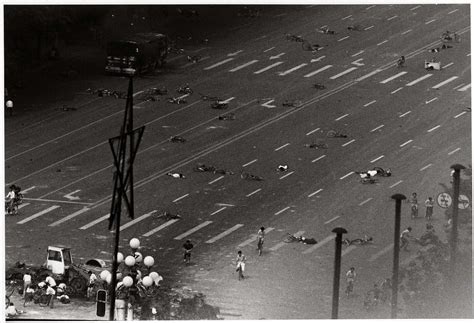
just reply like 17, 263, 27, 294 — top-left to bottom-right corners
87, 271, 97, 300
235, 250, 246, 280
257, 227, 265, 256
409, 192, 418, 218
345, 267, 356, 296
400, 227, 412, 251
183, 239, 194, 265
425, 197, 434, 220
22, 272, 32, 299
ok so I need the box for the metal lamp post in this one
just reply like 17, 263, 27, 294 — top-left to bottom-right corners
390, 193, 406, 319
331, 227, 347, 319
449, 164, 465, 289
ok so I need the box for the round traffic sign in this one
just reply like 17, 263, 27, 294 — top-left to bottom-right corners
437, 192, 452, 208
458, 194, 470, 209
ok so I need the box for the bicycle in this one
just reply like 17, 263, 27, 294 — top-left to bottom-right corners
285, 33, 305, 42
156, 211, 181, 221
169, 136, 186, 143
240, 172, 263, 181
313, 83, 326, 90
327, 130, 348, 138
343, 236, 373, 246
218, 113, 236, 120
176, 84, 193, 95
167, 97, 187, 104
304, 142, 328, 149
282, 100, 302, 107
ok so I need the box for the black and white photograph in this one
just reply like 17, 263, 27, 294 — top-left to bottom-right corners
2, 1, 472, 321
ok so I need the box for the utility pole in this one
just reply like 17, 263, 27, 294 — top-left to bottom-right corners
331, 227, 347, 319
449, 164, 465, 290
390, 193, 406, 319
108, 77, 145, 320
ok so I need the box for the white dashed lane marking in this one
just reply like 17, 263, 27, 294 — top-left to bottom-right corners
448, 148, 461, 155
364, 100, 376, 107
204, 58, 235, 70
308, 188, 323, 197
351, 50, 364, 57
387, 15, 398, 21
377, 40, 388, 46
306, 128, 320, 135
275, 206, 291, 215
119, 210, 157, 231
359, 197, 373, 206
420, 164, 433, 171
279, 63, 308, 76
342, 245, 357, 256
406, 74, 432, 86
208, 176, 224, 184
370, 155, 384, 163
338, 36, 350, 42
205, 224, 244, 243
427, 125, 440, 133
370, 125, 384, 132
390, 180, 403, 188
425, 19, 436, 25
425, 97, 438, 104
49, 207, 90, 227
391, 87, 403, 94
17, 205, 60, 225
380, 72, 407, 84
401, 29, 412, 35
324, 216, 340, 225
275, 143, 290, 151
410, 5, 421, 10
246, 188, 262, 197
356, 69, 382, 81
364, 25, 374, 30
369, 244, 394, 262
399, 111, 411, 118
365, 5, 375, 10
173, 193, 189, 203
340, 171, 354, 180
448, 9, 459, 14
254, 61, 284, 74
279, 171, 294, 180
242, 159, 257, 167
342, 139, 355, 147
454, 111, 467, 118
142, 219, 180, 237
330, 67, 357, 79
335, 114, 349, 121
400, 139, 413, 147
458, 84, 471, 91
342, 15, 352, 20
304, 65, 333, 77
174, 221, 213, 240
211, 207, 227, 215
432, 76, 458, 89
80, 213, 109, 230
312, 155, 326, 163
229, 60, 259, 72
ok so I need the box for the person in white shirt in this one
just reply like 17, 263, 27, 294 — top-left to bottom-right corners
87, 271, 98, 300
5, 99, 13, 116
22, 272, 32, 298
45, 275, 57, 288
46, 284, 56, 308
5, 185, 16, 214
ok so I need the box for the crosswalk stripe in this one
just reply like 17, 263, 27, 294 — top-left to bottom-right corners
205, 224, 244, 243
119, 210, 157, 231
304, 65, 332, 77
17, 205, 60, 224
17, 203, 30, 209
406, 74, 432, 86
238, 227, 275, 247
270, 231, 305, 251
370, 243, 394, 262
210, 207, 227, 215
278, 63, 308, 76
254, 61, 284, 74
380, 71, 407, 84
432, 76, 459, 89
302, 234, 335, 254
49, 207, 90, 227
330, 67, 358, 79
356, 69, 382, 82
457, 83, 471, 91
204, 58, 235, 70
229, 60, 259, 72
79, 213, 109, 230
142, 219, 180, 237
174, 221, 213, 240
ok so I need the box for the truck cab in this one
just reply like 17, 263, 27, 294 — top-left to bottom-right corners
46, 245, 72, 275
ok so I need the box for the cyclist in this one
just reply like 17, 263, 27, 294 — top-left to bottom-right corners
397, 55, 405, 67
345, 267, 356, 296
5, 185, 17, 214
235, 250, 246, 280
400, 227, 412, 251
183, 240, 194, 265
257, 227, 265, 256
409, 193, 418, 218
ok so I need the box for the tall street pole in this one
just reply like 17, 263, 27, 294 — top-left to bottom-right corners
391, 193, 406, 319
331, 227, 347, 319
449, 164, 465, 290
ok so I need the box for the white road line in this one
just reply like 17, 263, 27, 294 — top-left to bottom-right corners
406, 74, 432, 86
208, 176, 224, 184
454, 111, 467, 118
275, 206, 291, 215
391, 87, 403, 94
351, 50, 364, 57
370, 125, 384, 132
254, 61, 284, 74
17, 205, 60, 224
49, 207, 90, 227
220, 97, 235, 104
364, 25, 374, 30
425, 19, 436, 25
308, 188, 323, 198
342, 14, 352, 20
246, 188, 262, 197
275, 143, 290, 151
425, 97, 438, 104
173, 193, 189, 203
365, 5, 375, 10
448, 9, 459, 14
238, 227, 275, 247
229, 60, 259, 72
342, 139, 355, 147
342, 245, 357, 256
270, 230, 305, 251
359, 197, 373, 206
205, 224, 244, 243
263, 47, 275, 52
400, 139, 413, 147
370, 155, 384, 163
304, 65, 333, 78
377, 40, 388, 46
448, 148, 461, 155
356, 69, 382, 82
21, 186, 36, 194
211, 206, 227, 215
312, 155, 326, 163
142, 219, 180, 237
410, 5, 421, 10
306, 128, 320, 135
432, 76, 459, 89
279, 171, 294, 180
302, 234, 335, 254
279, 63, 308, 76
458, 84, 471, 91
390, 180, 403, 188
401, 29, 412, 35
442, 62, 454, 69
369, 244, 394, 262
243, 159, 257, 167
387, 15, 398, 21
364, 100, 377, 107
427, 125, 440, 133
420, 164, 433, 171
330, 67, 357, 79
340, 171, 354, 180
337, 36, 349, 42
453, 83, 465, 90
204, 58, 235, 70
335, 113, 349, 121
324, 216, 340, 225
79, 213, 109, 230
399, 111, 411, 118
120, 210, 158, 231
17, 203, 30, 209
174, 221, 213, 240
380, 72, 407, 84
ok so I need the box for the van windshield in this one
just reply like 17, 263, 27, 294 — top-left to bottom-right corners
107, 41, 139, 57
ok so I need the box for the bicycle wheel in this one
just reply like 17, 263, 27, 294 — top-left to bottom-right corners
327, 130, 336, 137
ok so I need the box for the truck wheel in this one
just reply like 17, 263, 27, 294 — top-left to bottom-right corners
70, 278, 86, 297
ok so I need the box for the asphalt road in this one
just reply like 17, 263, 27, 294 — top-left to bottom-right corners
4, 4, 471, 319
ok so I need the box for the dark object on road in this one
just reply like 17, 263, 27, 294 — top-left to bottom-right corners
169, 136, 186, 143
211, 101, 228, 109
284, 233, 317, 244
